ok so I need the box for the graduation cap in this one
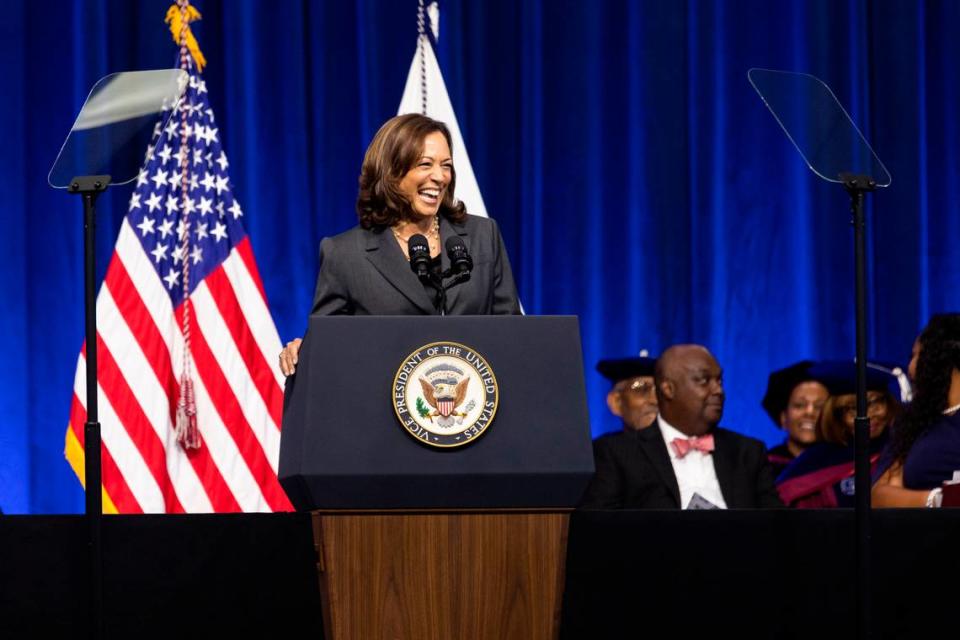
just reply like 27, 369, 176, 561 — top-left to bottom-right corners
806, 360, 910, 400
761, 360, 821, 425
597, 355, 657, 385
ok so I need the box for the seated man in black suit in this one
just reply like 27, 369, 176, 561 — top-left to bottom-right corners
580, 344, 783, 509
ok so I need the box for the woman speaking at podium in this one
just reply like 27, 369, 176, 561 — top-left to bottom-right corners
278, 114, 521, 376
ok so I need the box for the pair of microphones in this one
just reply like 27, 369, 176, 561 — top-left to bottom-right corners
407, 234, 473, 280
407, 233, 473, 315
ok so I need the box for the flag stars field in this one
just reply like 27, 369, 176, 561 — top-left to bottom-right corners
163, 268, 180, 289
151, 168, 168, 189
145, 192, 163, 213
157, 218, 174, 239
211, 222, 227, 242
137, 217, 155, 236
150, 243, 168, 264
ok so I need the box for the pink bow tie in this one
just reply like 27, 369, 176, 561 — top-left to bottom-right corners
671, 434, 715, 458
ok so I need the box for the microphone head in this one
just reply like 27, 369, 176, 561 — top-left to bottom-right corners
408, 234, 431, 278
408, 233, 430, 256
445, 235, 473, 274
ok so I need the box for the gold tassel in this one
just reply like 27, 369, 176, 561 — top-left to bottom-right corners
165, 3, 207, 73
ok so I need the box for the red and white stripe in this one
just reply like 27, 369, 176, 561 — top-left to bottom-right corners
438, 399, 454, 417
68, 220, 291, 513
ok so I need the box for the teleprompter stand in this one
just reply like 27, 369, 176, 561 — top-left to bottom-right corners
750, 69, 893, 640
48, 69, 188, 640
70, 175, 110, 640
844, 172, 878, 640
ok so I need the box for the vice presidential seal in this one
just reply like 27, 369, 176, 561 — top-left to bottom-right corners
392, 341, 499, 448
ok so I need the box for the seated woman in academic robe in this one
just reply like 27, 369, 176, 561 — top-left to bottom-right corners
776, 363, 901, 508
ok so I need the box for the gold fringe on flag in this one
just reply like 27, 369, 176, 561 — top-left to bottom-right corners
165, 3, 207, 72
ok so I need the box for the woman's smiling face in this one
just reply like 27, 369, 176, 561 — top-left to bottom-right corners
397, 131, 453, 219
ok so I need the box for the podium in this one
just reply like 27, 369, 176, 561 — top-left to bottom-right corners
280, 316, 594, 639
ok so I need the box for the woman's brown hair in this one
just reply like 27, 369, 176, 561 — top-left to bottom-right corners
816, 390, 901, 446
356, 114, 467, 229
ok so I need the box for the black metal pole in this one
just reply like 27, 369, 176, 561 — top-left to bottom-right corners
71, 175, 110, 640
82, 190, 102, 516
82, 190, 103, 640
845, 175, 875, 640
437, 275, 448, 316
436, 271, 471, 316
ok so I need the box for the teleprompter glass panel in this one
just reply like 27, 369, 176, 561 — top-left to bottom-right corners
49, 69, 188, 188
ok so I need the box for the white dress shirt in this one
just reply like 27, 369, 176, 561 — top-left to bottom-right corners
657, 415, 728, 509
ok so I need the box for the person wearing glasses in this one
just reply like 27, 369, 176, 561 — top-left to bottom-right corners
580, 345, 782, 510
596, 355, 659, 432
775, 361, 902, 508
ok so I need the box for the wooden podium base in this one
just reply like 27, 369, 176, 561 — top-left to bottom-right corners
312, 511, 570, 640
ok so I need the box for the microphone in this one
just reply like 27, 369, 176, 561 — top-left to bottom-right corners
408, 234, 431, 279
445, 236, 473, 276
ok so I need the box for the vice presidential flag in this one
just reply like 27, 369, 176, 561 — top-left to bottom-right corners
397, 1, 488, 219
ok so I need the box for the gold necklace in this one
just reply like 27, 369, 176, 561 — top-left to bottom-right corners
392, 216, 440, 243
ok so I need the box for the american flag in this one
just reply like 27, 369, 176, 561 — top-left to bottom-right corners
64, 57, 292, 513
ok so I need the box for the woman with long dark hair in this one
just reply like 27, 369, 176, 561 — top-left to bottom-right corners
278, 114, 521, 375
873, 313, 960, 508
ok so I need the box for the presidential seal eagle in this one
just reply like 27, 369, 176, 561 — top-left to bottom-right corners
419, 370, 470, 428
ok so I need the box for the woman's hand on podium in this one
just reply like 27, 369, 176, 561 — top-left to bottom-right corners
279, 338, 302, 376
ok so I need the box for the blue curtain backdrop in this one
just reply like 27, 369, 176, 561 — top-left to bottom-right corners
2, 0, 958, 513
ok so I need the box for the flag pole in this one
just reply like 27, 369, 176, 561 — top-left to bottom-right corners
417, 0, 428, 114
172, 0, 201, 450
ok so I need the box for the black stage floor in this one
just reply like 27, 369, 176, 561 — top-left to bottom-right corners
0, 513, 323, 637
2, 509, 957, 638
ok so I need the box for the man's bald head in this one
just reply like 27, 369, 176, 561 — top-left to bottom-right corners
655, 344, 724, 436
655, 345, 713, 382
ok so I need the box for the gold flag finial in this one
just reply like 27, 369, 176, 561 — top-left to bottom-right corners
165, 2, 207, 73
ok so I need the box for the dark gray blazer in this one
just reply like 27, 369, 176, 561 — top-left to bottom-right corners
579, 423, 784, 509
311, 214, 522, 316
